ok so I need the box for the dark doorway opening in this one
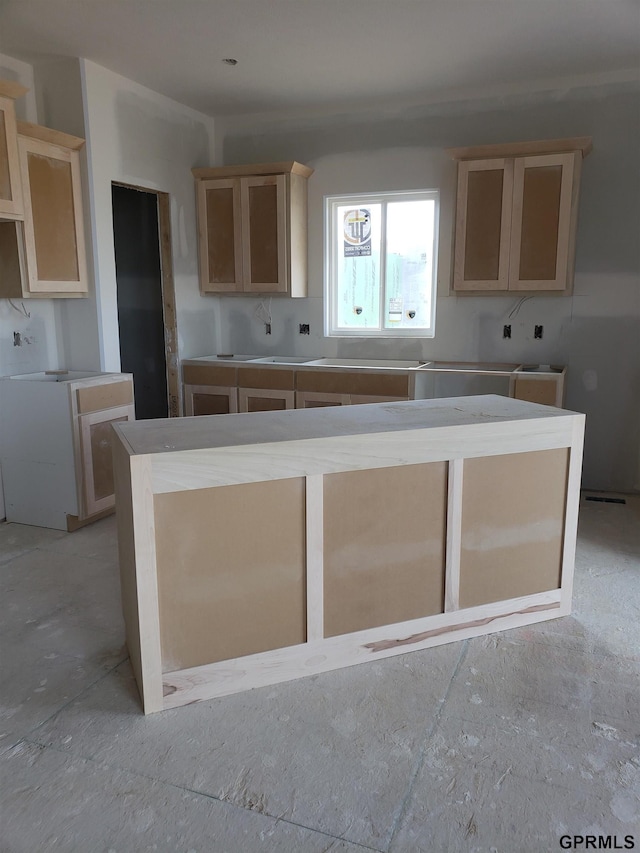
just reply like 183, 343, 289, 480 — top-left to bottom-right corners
112, 184, 177, 419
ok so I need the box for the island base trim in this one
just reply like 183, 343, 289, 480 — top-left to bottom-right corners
160, 589, 563, 712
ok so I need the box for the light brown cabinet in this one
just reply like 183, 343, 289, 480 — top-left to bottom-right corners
450, 138, 591, 295
182, 363, 238, 416
0, 122, 89, 298
0, 79, 27, 220
193, 161, 313, 297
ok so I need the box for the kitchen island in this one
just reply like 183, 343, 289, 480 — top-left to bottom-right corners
112, 395, 584, 714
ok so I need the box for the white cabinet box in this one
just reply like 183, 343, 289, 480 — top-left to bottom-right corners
0, 371, 134, 530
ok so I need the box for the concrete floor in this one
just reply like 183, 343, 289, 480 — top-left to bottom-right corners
1, 494, 638, 852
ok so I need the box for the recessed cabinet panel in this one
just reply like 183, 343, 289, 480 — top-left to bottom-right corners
459, 448, 569, 608
154, 478, 307, 670
323, 462, 447, 637
518, 164, 562, 280
28, 152, 79, 281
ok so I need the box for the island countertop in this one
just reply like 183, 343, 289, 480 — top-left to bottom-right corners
115, 393, 571, 456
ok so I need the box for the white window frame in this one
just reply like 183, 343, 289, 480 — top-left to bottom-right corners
324, 189, 439, 338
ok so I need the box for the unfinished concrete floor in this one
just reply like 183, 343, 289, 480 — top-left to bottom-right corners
1, 494, 638, 852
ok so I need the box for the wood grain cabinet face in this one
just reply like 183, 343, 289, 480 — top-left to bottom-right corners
17, 129, 88, 296
0, 84, 26, 220
452, 145, 585, 295
509, 153, 580, 292
197, 178, 243, 293
194, 162, 312, 297
453, 158, 513, 291
185, 385, 238, 416
197, 175, 287, 295
79, 404, 135, 517
74, 378, 135, 520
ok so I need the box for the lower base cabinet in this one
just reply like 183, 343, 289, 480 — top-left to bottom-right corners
112, 395, 584, 714
0, 372, 134, 530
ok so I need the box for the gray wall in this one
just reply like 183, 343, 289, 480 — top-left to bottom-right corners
214, 80, 640, 494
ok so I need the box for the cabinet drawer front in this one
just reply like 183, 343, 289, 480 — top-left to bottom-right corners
77, 380, 134, 414
237, 367, 295, 390
182, 364, 237, 387
296, 369, 409, 397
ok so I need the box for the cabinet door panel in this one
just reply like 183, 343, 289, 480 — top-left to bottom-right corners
459, 448, 569, 609
510, 153, 579, 291
184, 384, 237, 416
79, 404, 135, 517
323, 462, 447, 637
18, 135, 88, 294
154, 477, 306, 669
242, 175, 287, 293
198, 178, 242, 292
453, 159, 513, 291
0, 93, 24, 219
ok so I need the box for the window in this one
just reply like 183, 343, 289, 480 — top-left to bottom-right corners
325, 189, 439, 337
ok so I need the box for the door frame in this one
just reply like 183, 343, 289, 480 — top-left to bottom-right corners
112, 183, 180, 417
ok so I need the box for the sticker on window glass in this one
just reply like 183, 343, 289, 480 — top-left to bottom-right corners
388, 297, 402, 323
343, 209, 372, 257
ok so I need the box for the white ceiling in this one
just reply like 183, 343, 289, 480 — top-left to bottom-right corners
0, 0, 638, 116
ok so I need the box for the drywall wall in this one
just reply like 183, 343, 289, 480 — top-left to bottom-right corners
213, 75, 640, 493
77, 61, 219, 374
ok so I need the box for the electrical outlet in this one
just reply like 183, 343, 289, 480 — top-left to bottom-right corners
503, 324, 511, 339
265, 323, 271, 335
534, 325, 543, 339
299, 323, 310, 335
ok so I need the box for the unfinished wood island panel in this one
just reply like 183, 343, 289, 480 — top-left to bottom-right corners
0, 79, 27, 220
193, 161, 313, 297
450, 138, 591, 295
113, 395, 584, 714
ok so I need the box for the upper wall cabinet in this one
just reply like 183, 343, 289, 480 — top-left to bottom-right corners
449, 138, 592, 295
0, 121, 89, 299
192, 161, 314, 297
0, 79, 28, 220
